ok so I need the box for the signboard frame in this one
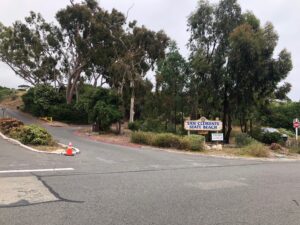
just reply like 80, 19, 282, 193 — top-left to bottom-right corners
211, 133, 224, 142
184, 117, 223, 132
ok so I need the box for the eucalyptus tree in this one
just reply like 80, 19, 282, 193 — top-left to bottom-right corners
0, 12, 62, 86
228, 15, 293, 133
109, 21, 169, 122
0, 0, 126, 104
188, 0, 292, 142
156, 41, 189, 132
188, 0, 242, 142
56, 0, 126, 103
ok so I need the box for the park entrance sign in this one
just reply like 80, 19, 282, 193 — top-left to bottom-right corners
184, 117, 222, 131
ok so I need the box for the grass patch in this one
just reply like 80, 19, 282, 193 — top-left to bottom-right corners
239, 142, 270, 158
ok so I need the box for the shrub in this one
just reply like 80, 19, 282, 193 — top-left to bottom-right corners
49, 104, 88, 124
9, 125, 53, 146
140, 118, 164, 133
152, 133, 181, 148
181, 135, 205, 151
130, 132, 205, 151
128, 121, 141, 131
0, 118, 24, 134
235, 133, 254, 147
261, 132, 282, 145
22, 85, 65, 117
278, 128, 294, 138
131, 132, 154, 145
242, 142, 269, 158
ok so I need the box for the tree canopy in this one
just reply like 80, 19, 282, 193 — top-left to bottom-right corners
0, 0, 294, 140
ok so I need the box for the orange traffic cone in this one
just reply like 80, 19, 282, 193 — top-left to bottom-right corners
65, 142, 74, 156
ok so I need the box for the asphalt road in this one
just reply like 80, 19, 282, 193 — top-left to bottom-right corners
1, 109, 300, 225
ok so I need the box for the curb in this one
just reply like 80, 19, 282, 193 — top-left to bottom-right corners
140, 146, 300, 162
0, 131, 80, 155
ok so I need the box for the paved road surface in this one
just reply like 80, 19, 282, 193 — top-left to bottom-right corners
0, 109, 300, 225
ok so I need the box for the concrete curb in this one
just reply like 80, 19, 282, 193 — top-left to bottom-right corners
141, 146, 300, 162
0, 131, 80, 155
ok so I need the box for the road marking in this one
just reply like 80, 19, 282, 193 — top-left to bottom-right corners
0, 168, 74, 174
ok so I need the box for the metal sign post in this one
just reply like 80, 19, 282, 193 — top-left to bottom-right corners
293, 118, 299, 141
1, 107, 6, 118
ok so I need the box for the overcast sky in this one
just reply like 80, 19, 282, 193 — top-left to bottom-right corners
0, 0, 299, 100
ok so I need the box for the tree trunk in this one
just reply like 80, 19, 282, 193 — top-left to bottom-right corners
222, 85, 232, 144
66, 68, 82, 104
129, 81, 135, 123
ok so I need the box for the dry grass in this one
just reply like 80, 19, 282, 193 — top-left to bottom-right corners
28, 143, 65, 152
0, 90, 25, 109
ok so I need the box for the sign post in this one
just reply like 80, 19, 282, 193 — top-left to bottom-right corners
1, 107, 6, 118
294, 118, 299, 141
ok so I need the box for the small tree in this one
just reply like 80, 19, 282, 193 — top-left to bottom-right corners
76, 87, 122, 132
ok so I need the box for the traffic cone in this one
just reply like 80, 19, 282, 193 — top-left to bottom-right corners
65, 142, 74, 156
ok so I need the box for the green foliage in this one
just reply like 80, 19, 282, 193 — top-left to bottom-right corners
140, 118, 165, 133
9, 124, 53, 146
76, 86, 122, 131
278, 128, 294, 138
22, 85, 88, 123
181, 135, 205, 151
22, 85, 64, 117
260, 102, 300, 130
130, 131, 154, 145
128, 121, 141, 131
152, 133, 181, 148
0, 86, 13, 101
235, 133, 254, 147
261, 132, 282, 145
188, 0, 292, 143
131, 132, 205, 151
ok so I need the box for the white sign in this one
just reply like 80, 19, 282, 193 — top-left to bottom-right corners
211, 133, 224, 141
184, 117, 222, 131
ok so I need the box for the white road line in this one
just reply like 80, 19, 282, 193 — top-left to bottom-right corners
0, 168, 74, 174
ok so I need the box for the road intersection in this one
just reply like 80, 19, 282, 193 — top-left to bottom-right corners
1, 109, 300, 225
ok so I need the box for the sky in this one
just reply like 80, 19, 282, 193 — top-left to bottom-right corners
0, 0, 299, 100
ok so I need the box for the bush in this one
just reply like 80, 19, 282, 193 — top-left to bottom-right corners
278, 128, 294, 138
128, 121, 141, 131
131, 132, 154, 145
49, 104, 88, 124
181, 135, 205, 151
9, 125, 53, 146
250, 127, 263, 142
130, 132, 205, 151
22, 85, 65, 117
152, 133, 181, 148
0, 118, 24, 134
261, 132, 282, 145
242, 142, 269, 158
140, 118, 164, 132
235, 133, 254, 147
